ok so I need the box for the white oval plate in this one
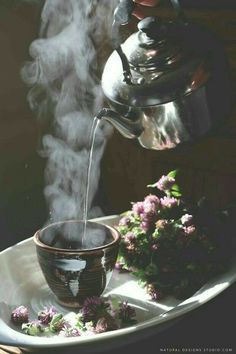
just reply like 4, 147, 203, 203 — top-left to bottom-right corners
0, 215, 236, 351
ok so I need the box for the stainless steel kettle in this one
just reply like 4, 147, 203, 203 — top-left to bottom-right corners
97, 0, 231, 150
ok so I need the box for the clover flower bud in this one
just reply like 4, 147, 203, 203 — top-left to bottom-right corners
49, 313, 67, 332
156, 175, 175, 192
81, 296, 108, 323
141, 220, 151, 232
38, 306, 57, 324
84, 321, 95, 332
81, 321, 96, 336
124, 232, 135, 243
181, 214, 193, 226
118, 301, 136, 324
143, 201, 157, 215
156, 219, 168, 230
60, 326, 81, 337
126, 243, 136, 252
151, 244, 159, 251
22, 320, 44, 336
183, 225, 196, 235
115, 261, 124, 271
132, 201, 144, 216
95, 315, 118, 333
146, 284, 163, 301
144, 194, 159, 205
119, 216, 131, 227
160, 196, 178, 209
11, 306, 29, 325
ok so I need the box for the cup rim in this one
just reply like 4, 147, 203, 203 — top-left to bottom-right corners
33, 219, 120, 254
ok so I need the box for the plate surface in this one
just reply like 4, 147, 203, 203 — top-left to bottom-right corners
0, 215, 236, 351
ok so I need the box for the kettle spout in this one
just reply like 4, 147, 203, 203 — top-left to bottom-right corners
97, 108, 143, 139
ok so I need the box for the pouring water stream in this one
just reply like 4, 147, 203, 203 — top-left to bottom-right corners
82, 116, 100, 246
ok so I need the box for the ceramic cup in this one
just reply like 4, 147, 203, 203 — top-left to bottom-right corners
34, 220, 120, 308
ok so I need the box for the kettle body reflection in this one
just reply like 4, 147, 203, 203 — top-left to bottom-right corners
98, 7, 231, 150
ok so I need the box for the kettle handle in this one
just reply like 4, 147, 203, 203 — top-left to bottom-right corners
112, 0, 135, 85
169, 0, 188, 24
111, 0, 187, 85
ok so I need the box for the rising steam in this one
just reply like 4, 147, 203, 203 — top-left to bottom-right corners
22, 0, 118, 222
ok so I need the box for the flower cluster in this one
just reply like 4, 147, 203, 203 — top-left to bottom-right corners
11, 297, 136, 337
117, 171, 232, 299
11, 305, 29, 325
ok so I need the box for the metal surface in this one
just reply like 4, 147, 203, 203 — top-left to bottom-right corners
99, 4, 231, 150
103, 18, 211, 106
98, 85, 215, 150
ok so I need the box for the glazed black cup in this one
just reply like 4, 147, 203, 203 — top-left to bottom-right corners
34, 220, 121, 308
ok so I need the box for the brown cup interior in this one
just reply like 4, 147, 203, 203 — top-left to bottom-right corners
37, 220, 117, 251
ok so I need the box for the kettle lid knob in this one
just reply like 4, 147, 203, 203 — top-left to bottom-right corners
137, 16, 168, 41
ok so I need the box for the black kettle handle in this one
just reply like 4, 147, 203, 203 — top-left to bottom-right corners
112, 0, 135, 85
169, 0, 188, 24
111, 0, 187, 85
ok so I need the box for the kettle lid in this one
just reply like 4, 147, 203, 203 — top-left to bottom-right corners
102, 17, 210, 107
127, 17, 183, 71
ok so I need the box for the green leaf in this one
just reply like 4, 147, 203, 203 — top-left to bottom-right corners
167, 170, 178, 179
171, 184, 180, 192
171, 191, 182, 197
75, 313, 84, 330
170, 181, 182, 197
147, 183, 157, 188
